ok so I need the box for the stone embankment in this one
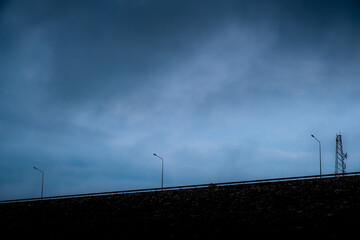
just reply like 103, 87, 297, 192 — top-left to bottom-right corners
1, 175, 360, 239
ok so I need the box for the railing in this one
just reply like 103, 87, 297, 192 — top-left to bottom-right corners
1, 171, 359, 204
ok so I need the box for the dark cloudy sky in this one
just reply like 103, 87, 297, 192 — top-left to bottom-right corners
1, 0, 360, 200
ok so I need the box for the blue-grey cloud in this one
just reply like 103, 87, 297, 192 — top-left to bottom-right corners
1, 0, 360, 200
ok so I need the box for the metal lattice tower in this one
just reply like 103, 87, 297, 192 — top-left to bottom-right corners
335, 134, 347, 175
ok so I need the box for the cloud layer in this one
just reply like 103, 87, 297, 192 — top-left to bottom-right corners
1, 0, 360, 200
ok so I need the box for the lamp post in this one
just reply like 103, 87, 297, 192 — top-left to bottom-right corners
33, 167, 44, 199
153, 153, 164, 189
311, 135, 322, 177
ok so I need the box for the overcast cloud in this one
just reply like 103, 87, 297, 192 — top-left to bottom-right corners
1, 0, 360, 200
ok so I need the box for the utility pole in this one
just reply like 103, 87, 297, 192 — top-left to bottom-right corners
335, 134, 347, 175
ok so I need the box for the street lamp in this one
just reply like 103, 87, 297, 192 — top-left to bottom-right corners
153, 153, 164, 189
311, 135, 322, 177
33, 167, 44, 199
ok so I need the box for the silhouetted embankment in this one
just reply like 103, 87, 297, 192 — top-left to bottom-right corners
1, 175, 360, 239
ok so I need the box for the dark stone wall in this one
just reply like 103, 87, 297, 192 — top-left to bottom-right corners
1, 176, 360, 239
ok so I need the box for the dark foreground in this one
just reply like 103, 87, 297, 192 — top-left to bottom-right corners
1, 175, 360, 239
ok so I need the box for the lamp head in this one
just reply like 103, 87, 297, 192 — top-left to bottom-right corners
311, 135, 314, 138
